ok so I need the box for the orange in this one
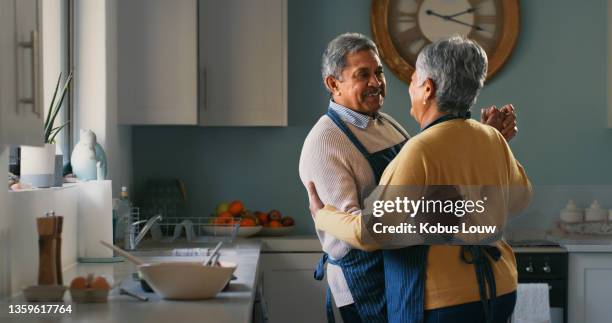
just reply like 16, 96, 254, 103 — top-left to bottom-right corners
218, 211, 232, 218
70, 276, 88, 289
228, 201, 244, 216
90, 277, 110, 290
269, 220, 283, 228
240, 218, 256, 227
255, 211, 269, 225
214, 217, 228, 225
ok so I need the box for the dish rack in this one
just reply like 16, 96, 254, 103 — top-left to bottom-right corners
141, 214, 241, 243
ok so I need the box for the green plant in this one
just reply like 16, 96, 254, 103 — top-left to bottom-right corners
44, 72, 73, 144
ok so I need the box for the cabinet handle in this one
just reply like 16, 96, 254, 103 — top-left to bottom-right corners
256, 283, 269, 322
200, 68, 208, 111
17, 30, 41, 117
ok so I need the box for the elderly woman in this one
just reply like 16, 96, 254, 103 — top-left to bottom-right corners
308, 36, 532, 323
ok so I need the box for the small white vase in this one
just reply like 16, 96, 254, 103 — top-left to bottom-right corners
20, 143, 56, 188
71, 129, 107, 181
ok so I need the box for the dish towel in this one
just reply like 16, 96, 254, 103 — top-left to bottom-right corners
511, 283, 551, 323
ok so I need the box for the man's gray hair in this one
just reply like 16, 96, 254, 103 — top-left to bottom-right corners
321, 33, 379, 86
415, 36, 488, 116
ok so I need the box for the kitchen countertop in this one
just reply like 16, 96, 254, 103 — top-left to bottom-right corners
261, 235, 612, 253
2, 240, 262, 323
550, 231, 612, 252
260, 235, 321, 253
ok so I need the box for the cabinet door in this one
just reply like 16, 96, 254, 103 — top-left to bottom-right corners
117, 0, 198, 125
199, 0, 287, 126
0, 0, 44, 146
568, 253, 612, 323
259, 253, 343, 323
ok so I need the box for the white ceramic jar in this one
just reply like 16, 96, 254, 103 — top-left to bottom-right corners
560, 200, 584, 223
585, 200, 607, 222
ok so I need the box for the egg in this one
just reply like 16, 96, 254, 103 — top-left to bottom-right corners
70, 276, 88, 289
90, 276, 110, 290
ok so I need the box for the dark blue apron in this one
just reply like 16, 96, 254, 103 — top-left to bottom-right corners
384, 112, 502, 323
313, 108, 408, 323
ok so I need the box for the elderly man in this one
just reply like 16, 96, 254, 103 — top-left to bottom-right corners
308, 36, 531, 323
298, 33, 517, 323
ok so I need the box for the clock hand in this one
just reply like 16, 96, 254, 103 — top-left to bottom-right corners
425, 9, 484, 31
445, 16, 484, 31
447, 7, 476, 18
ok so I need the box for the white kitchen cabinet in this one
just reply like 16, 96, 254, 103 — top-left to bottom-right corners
117, 0, 198, 125
117, 0, 287, 126
568, 252, 612, 323
0, 0, 45, 146
198, 0, 287, 126
258, 253, 343, 323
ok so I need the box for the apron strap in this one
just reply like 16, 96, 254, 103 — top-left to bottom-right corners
327, 109, 407, 184
325, 287, 336, 323
326, 109, 371, 157
378, 113, 410, 140
460, 245, 501, 323
314, 253, 328, 280
314, 253, 336, 323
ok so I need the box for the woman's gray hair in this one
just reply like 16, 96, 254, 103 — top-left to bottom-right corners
321, 33, 379, 86
415, 36, 488, 117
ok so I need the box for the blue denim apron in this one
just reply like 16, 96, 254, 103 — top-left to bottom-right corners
384, 112, 502, 323
313, 108, 408, 323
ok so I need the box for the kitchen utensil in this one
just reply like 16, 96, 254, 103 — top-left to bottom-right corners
205, 241, 223, 266
132, 272, 154, 293
99, 240, 144, 265
173, 220, 195, 242
140, 278, 154, 293
37, 214, 63, 285
209, 252, 221, 266
119, 288, 149, 301
138, 261, 236, 300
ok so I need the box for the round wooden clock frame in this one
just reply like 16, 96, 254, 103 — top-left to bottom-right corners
371, 0, 520, 84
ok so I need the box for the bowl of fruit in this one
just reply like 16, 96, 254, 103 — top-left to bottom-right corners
257, 210, 295, 236
203, 201, 262, 238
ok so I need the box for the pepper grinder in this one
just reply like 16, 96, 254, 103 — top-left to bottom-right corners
36, 212, 63, 285
52, 211, 63, 285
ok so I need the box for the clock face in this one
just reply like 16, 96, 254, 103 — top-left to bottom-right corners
371, 0, 519, 83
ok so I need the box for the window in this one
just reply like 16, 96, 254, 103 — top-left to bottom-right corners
41, 0, 72, 164
9, 0, 72, 177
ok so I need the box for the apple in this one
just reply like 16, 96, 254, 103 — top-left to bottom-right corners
269, 209, 282, 221
281, 216, 294, 227
216, 202, 229, 215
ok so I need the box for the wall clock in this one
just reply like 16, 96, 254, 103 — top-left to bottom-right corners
371, 0, 519, 83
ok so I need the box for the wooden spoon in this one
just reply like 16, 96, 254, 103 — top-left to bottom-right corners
99, 240, 145, 265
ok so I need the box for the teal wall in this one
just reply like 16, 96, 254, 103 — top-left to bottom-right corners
132, 0, 612, 234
